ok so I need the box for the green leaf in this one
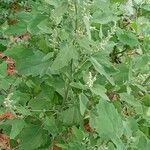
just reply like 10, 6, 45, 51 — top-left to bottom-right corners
42, 52, 54, 61
117, 29, 139, 47
27, 14, 47, 35
79, 93, 88, 116
18, 125, 48, 150
119, 93, 141, 107
43, 116, 58, 136
92, 11, 119, 24
133, 83, 147, 93
62, 105, 82, 125
90, 99, 123, 139
17, 50, 51, 76
37, 37, 50, 53
90, 57, 115, 85
133, 54, 149, 72
51, 44, 78, 71
52, 3, 67, 24
4, 45, 33, 61
0, 62, 7, 78
137, 136, 150, 150
17, 12, 33, 22
113, 63, 129, 84
4, 22, 27, 35
91, 84, 110, 101
72, 126, 84, 142
16, 106, 31, 116
142, 95, 150, 107
142, 4, 150, 11
12, 91, 30, 105
111, 0, 127, 3
111, 136, 126, 150
77, 37, 92, 54
70, 82, 87, 90
37, 19, 52, 34
123, 117, 138, 137
10, 119, 26, 139
90, 99, 125, 149
119, 93, 143, 114
44, 0, 60, 7
0, 0, 150, 149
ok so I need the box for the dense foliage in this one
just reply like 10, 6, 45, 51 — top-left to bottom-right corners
0, 0, 150, 149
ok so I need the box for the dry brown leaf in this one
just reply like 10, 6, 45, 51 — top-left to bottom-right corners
7, 19, 18, 26
6, 57, 16, 76
10, 33, 31, 43
0, 52, 16, 76
0, 134, 12, 150
51, 139, 62, 150
0, 112, 15, 120
0, 52, 5, 59
83, 120, 95, 133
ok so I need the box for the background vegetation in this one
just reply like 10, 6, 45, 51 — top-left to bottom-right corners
0, 0, 150, 150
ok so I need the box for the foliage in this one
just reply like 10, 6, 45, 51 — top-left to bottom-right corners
0, 0, 150, 150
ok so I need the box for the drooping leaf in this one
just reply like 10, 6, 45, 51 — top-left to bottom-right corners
90, 57, 115, 85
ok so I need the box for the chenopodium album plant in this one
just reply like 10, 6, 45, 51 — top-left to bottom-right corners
0, 0, 150, 149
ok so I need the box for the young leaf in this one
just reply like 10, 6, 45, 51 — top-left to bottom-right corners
79, 93, 88, 116
83, 16, 91, 40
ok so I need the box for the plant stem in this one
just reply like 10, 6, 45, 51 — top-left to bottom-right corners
61, 1, 78, 109
74, 0, 78, 33
143, 74, 150, 85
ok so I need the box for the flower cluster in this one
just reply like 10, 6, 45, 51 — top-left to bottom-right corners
136, 73, 150, 85
100, 22, 117, 50
3, 93, 16, 110
86, 72, 96, 88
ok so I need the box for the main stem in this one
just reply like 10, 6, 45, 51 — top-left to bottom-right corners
62, 1, 78, 109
